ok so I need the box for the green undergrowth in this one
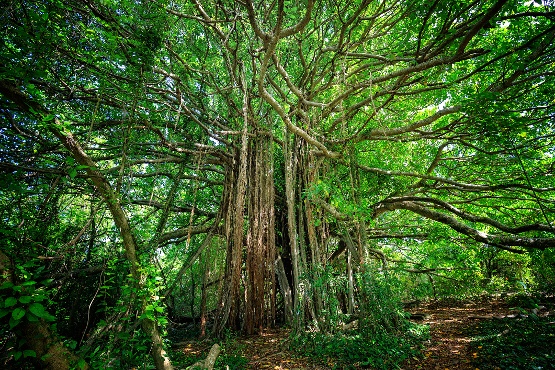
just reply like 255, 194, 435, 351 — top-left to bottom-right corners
467, 314, 555, 369
167, 330, 249, 370
168, 348, 248, 370
288, 267, 430, 369
289, 321, 430, 370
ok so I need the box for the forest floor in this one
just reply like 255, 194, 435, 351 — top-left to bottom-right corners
401, 298, 515, 370
173, 296, 555, 369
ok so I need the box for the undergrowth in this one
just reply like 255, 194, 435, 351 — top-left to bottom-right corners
168, 329, 249, 370
290, 320, 429, 369
467, 314, 555, 369
290, 268, 430, 369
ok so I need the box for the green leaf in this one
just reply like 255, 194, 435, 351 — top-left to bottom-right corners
12, 307, 25, 321
5, 296, 17, 307
0, 308, 10, 319
77, 358, 87, 369
28, 302, 47, 318
32, 294, 47, 301
68, 168, 77, 179
9, 316, 19, 329
41, 353, 52, 361
157, 317, 168, 326
29, 302, 56, 321
117, 332, 130, 340
23, 349, 36, 358
19, 296, 32, 304
13, 351, 22, 361
0, 282, 14, 290
140, 312, 155, 320
26, 312, 39, 322
42, 114, 55, 122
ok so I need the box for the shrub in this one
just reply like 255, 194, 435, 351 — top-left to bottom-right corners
290, 266, 429, 369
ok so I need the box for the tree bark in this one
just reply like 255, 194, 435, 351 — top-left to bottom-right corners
199, 246, 211, 337
186, 343, 220, 370
214, 110, 249, 335
284, 132, 303, 330
347, 248, 355, 315
275, 254, 293, 325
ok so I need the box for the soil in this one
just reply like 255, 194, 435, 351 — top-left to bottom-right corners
401, 298, 515, 370
174, 298, 521, 369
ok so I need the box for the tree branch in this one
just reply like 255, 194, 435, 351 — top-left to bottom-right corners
374, 200, 554, 251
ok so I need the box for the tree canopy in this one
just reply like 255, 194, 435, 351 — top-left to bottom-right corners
1, 0, 554, 368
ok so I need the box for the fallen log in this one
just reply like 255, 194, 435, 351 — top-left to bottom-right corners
186, 343, 220, 370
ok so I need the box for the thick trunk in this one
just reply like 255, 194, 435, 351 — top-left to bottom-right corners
216, 132, 276, 335
283, 134, 325, 330
245, 134, 276, 333
214, 115, 249, 335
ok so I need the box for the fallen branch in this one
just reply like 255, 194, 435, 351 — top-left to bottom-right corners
186, 343, 221, 370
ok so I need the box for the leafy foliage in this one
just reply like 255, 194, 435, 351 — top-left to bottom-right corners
0, 261, 55, 365
468, 314, 555, 370
291, 268, 429, 369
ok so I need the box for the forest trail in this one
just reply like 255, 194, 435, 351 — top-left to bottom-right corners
402, 299, 515, 370
176, 299, 522, 369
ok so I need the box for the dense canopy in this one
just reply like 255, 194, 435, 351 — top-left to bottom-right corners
1, 0, 554, 368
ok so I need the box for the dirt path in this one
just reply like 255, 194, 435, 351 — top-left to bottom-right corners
239, 329, 319, 369
402, 299, 514, 370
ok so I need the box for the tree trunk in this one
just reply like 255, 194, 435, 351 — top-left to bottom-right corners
199, 246, 211, 337
347, 248, 355, 315
284, 131, 303, 330
245, 134, 276, 333
20, 321, 89, 370
275, 254, 293, 325
215, 131, 277, 335
186, 343, 220, 370
214, 113, 249, 335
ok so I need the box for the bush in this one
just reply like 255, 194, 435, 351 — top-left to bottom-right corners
467, 315, 555, 370
290, 266, 429, 369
